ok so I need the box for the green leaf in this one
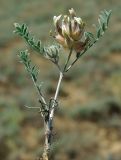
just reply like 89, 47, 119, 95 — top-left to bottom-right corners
14, 23, 61, 64
97, 28, 101, 38
21, 24, 25, 31
94, 10, 112, 40
37, 41, 41, 48
106, 10, 112, 26
23, 27, 27, 35
14, 23, 45, 56
18, 50, 39, 83
85, 32, 96, 41
102, 23, 106, 31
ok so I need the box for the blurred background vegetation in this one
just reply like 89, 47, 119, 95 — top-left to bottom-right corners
0, 0, 121, 160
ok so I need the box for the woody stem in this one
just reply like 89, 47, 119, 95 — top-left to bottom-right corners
42, 71, 63, 160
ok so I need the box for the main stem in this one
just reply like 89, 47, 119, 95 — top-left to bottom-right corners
42, 72, 63, 160
50, 72, 63, 119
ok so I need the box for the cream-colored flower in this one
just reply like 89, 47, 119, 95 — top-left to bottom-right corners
53, 8, 88, 52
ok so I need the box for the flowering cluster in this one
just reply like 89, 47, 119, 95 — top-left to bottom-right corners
53, 8, 88, 53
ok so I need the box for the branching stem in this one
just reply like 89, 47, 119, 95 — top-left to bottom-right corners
63, 48, 73, 72
31, 76, 47, 110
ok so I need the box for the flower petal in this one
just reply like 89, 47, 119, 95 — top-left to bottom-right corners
62, 16, 70, 36
53, 15, 62, 26
53, 15, 63, 36
55, 34, 67, 47
74, 17, 83, 25
69, 8, 76, 18
71, 19, 77, 33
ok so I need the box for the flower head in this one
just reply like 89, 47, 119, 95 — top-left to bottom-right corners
53, 8, 88, 53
